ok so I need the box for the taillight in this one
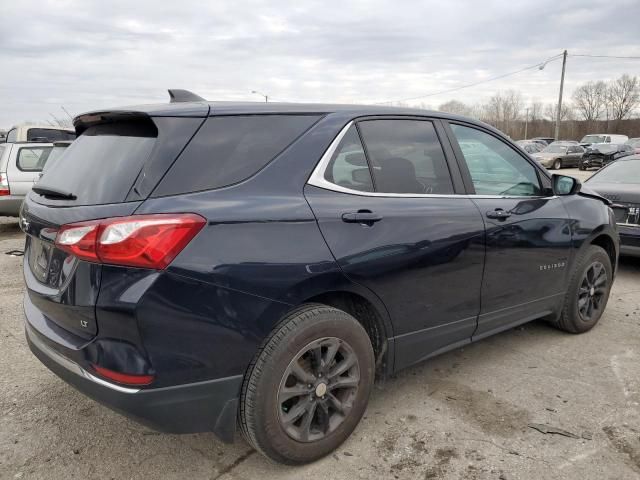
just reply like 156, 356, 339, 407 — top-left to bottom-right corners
0, 173, 9, 196
91, 364, 155, 386
55, 214, 206, 269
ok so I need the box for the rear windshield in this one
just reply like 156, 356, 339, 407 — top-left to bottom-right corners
152, 115, 320, 197
37, 120, 156, 205
27, 128, 76, 142
589, 161, 640, 184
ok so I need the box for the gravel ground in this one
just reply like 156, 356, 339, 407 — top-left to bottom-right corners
2, 168, 640, 480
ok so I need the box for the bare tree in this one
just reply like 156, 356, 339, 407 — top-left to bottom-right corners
608, 74, 640, 121
572, 81, 607, 121
437, 100, 472, 116
530, 101, 544, 121
544, 103, 572, 122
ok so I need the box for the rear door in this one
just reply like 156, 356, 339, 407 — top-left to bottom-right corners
305, 117, 486, 369
7, 144, 52, 195
445, 122, 572, 339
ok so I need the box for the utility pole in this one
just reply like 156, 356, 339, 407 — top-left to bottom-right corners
555, 49, 567, 141
524, 107, 529, 140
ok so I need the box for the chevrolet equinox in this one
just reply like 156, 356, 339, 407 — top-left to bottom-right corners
22, 90, 619, 464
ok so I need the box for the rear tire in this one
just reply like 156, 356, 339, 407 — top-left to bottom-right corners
553, 159, 562, 170
553, 245, 612, 333
239, 304, 375, 465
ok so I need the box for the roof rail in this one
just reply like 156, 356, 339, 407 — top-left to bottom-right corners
168, 89, 206, 103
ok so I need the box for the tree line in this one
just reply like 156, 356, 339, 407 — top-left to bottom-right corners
411, 74, 640, 140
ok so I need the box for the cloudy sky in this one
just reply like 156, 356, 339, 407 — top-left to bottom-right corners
1, 0, 639, 126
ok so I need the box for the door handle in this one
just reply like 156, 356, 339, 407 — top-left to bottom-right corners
341, 210, 383, 225
486, 209, 511, 220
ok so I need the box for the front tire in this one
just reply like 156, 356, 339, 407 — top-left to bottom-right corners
239, 304, 375, 465
553, 159, 562, 170
553, 245, 612, 333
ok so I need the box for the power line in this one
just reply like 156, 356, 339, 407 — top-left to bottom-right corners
375, 53, 564, 105
570, 54, 640, 60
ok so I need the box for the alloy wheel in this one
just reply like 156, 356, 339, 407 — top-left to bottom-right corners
277, 337, 360, 443
577, 261, 608, 322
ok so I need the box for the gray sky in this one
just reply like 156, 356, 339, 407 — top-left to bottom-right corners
1, 0, 639, 127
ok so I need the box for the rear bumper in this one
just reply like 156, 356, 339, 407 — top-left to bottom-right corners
25, 321, 242, 442
0, 195, 24, 216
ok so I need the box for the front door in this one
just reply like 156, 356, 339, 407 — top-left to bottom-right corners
305, 118, 486, 370
446, 122, 572, 339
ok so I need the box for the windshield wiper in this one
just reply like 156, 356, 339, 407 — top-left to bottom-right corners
32, 185, 77, 200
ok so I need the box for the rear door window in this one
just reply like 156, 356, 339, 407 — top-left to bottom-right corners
153, 115, 321, 196
324, 125, 373, 192
357, 119, 454, 194
17, 147, 53, 171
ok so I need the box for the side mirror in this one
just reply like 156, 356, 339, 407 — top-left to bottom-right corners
552, 174, 581, 196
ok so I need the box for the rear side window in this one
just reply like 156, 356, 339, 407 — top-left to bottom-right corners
324, 125, 373, 192
27, 128, 76, 142
17, 147, 52, 171
358, 119, 454, 194
6, 129, 17, 143
37, 120, 157, 205
154, 115, 320, 196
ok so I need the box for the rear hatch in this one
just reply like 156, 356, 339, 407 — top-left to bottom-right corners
22, 107, 208, 341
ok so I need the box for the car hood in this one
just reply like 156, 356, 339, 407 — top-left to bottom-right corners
577, 184, 612, 206
585, 182, 640, 204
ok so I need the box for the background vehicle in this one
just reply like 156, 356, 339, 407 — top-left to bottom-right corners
0, 129, 6, 142
548, 140, 579, 146
22, 94, 618, 465
586, 155, 640, 257
4, 125, 75, 143
515, 140, 544, 154
580, 134, 629, 148
580, 143, 634, 170
0, 142, 53, 216
531, 136, 555, 145
624, 138, 640, 154
532, 144, 585, 169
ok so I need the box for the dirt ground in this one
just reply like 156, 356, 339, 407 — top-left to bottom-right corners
2, 168, 640, 479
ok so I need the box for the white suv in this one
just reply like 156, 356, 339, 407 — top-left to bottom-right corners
0, 142, 53, 216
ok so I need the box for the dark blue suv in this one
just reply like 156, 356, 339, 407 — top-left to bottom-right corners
22, 92, 619, 464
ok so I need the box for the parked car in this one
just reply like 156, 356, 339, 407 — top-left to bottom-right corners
0, 129, 7, 142
579, 134, 629, 148
531, 137, 555, 145
624, 138, 640, 154
586, 155, 640, 257
22, 92, 619, 465
515, 140, 544, 154
4, 125, 75, 143
0, 142, 53, 216
532, 144, 585, 169
580, 143, 634, 170
548, 140, 579, 146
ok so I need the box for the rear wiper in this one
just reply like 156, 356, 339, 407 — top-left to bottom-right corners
32, 185, 77, 200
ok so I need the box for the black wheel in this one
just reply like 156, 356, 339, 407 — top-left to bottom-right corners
239, 304, 375, 465
553, 245, 612, 333
579, 164, 586, 171
553, 159, 562, 170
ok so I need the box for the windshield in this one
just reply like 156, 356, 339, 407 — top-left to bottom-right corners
625, 138, 640, 147
589, 160, 640, 184
581, 135, 605, 143
542, 145, 567, 154
589, 143, 617, 153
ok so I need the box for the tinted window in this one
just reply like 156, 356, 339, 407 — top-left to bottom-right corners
358, 120, 453, 194
6, 129, 17, 143
324, 125, 373, 192
37, 121, 156, 205
589, 161, 640, 185
27, 128, 76, 142
154, 115, 320, 196
451, 124, 542, 196
17, 147, 52, 171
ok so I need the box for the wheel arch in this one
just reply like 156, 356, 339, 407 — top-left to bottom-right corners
590, 232, 618, 275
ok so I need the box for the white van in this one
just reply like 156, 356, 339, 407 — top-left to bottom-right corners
580, 133, 629, 147
0, 142, 53, 216
4, 125, 75, 143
